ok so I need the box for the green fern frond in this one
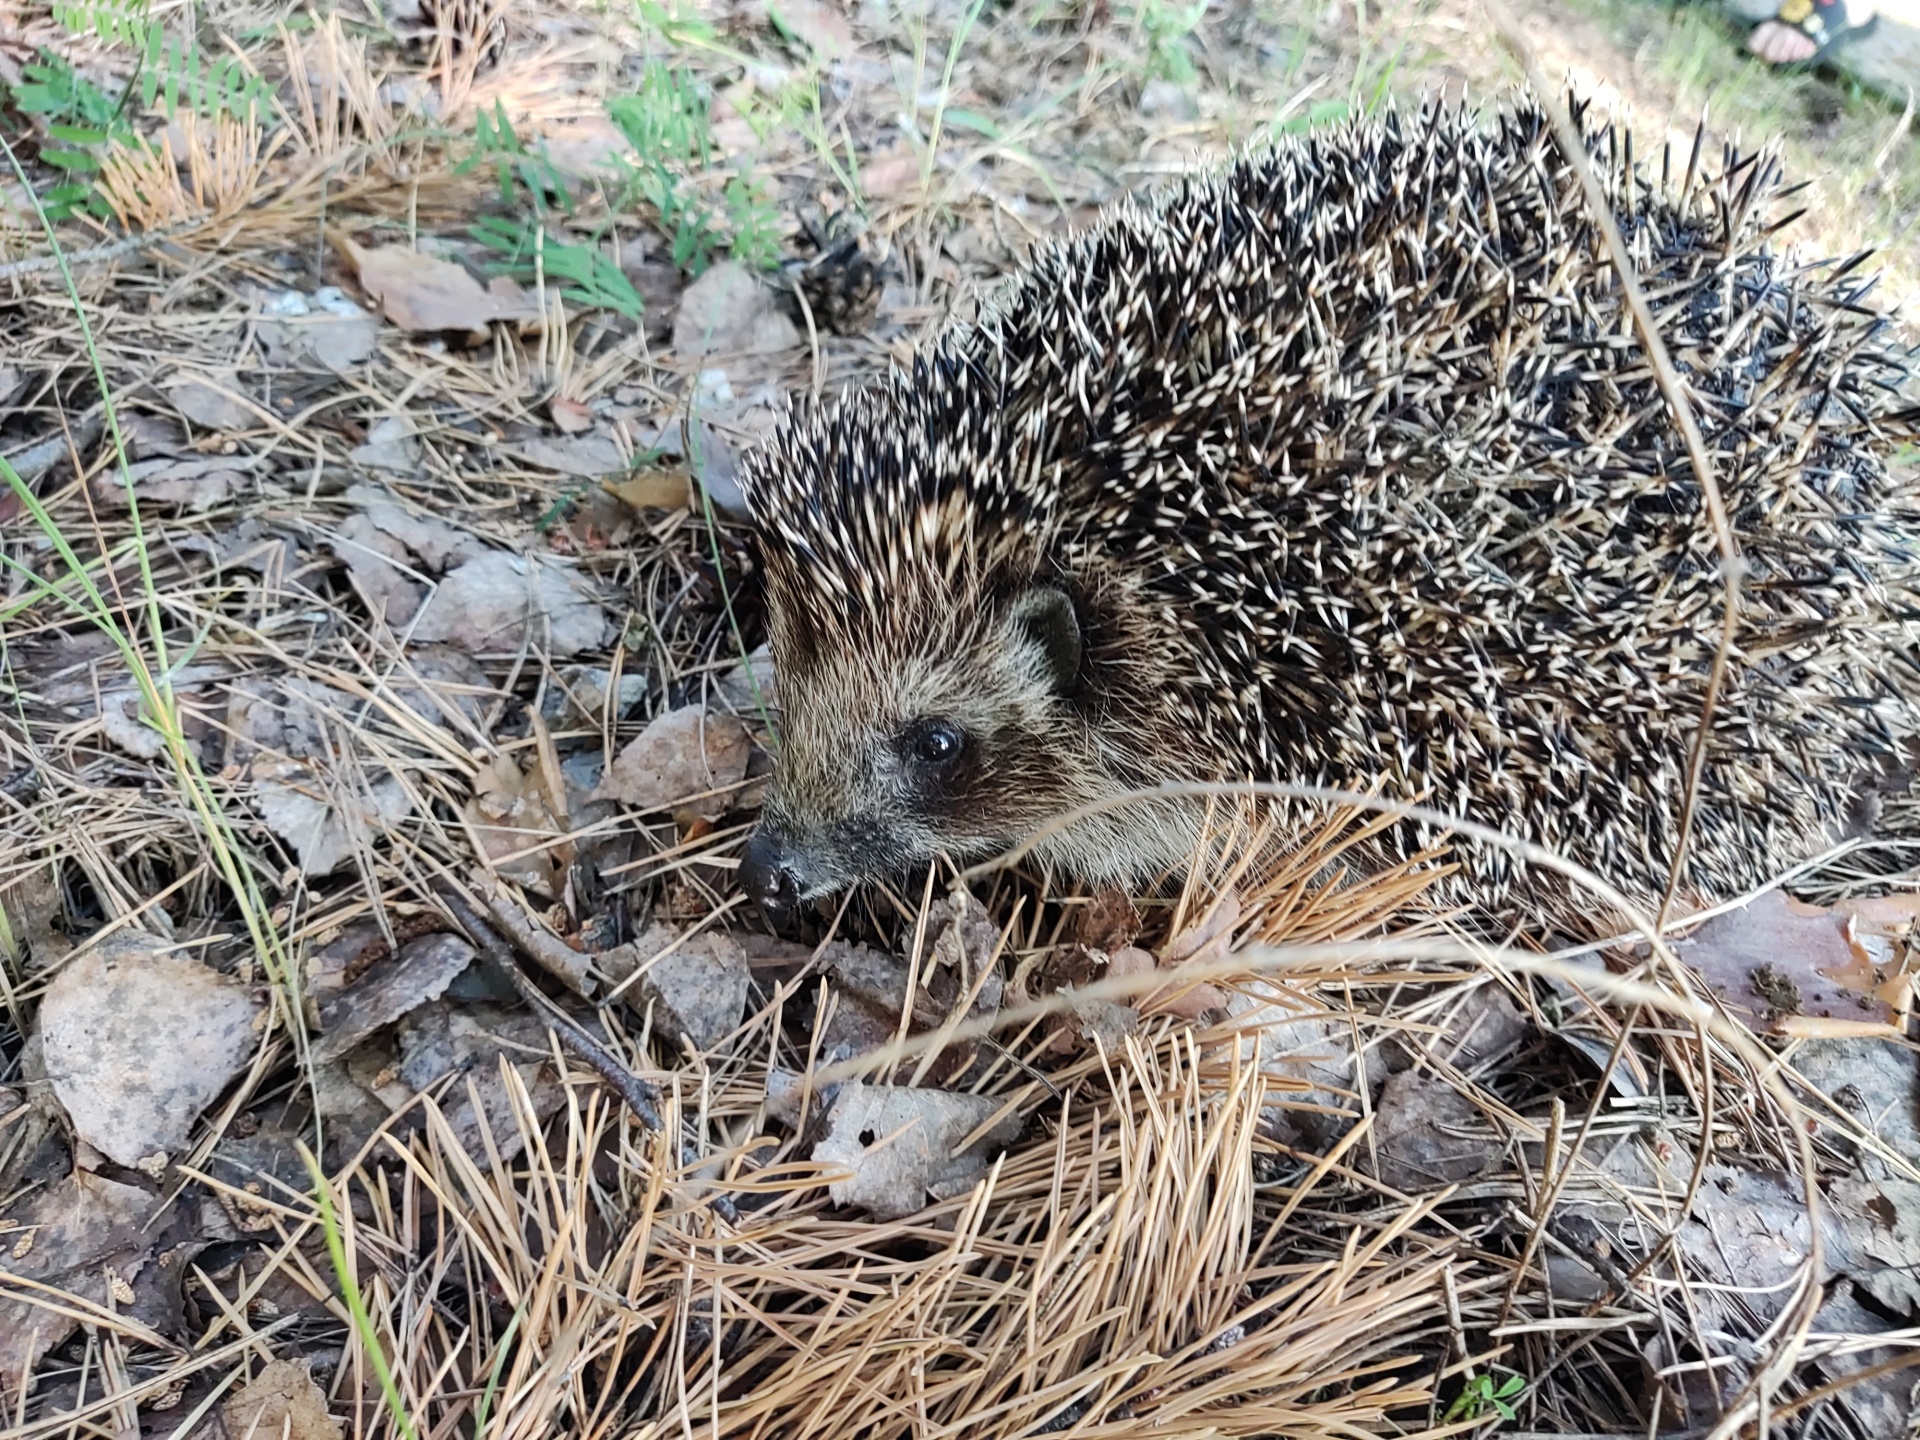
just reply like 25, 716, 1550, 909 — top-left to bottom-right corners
51, 0, 153, 48
137, 33, 274, 124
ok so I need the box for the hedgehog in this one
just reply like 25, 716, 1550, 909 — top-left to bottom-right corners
732, 97, 1920, 939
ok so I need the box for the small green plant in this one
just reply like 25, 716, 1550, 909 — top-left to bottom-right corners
470, 215, 645, 317
8, 0, 275, 220
130, 31, 274, 124
607, 60, 713, 172
607, 60, 724, 270
460, 99, 572, 211
1271, 97, 1351, 137
632, 0, 726, 55
723, 173, 781, 270
52, 0, 274, 125
1443, 1372, 1525, 1425
461, 103, 644, 318
1137, 0, 1210, 86
605, 59, 781, 273
9, 54, 129, 219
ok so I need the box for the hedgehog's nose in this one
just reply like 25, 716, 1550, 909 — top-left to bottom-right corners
740, 829, 803, 934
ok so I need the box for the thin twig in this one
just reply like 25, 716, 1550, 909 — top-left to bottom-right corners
434, 882, 665, 1130
0, 220, 203, 281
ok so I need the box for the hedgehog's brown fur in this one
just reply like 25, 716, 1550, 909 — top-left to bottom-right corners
735, 97, 1920, 936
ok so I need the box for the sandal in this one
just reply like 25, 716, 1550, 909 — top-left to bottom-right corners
1747, 0, 1879, 67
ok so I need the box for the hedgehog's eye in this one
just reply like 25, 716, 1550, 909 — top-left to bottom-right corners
903, 718, 966, 769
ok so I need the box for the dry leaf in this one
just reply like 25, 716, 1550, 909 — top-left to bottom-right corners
550, 396, 596, 433
713, 643, 776, 718
600, 922, 751, 1052
0, 1172, 158, 1391
1684, 890, 1899, 1033
254, 766, 416, 877
1672, 1167, 1920, 1331
257, 286, 379, 372
411, 551, 611, 657
39, 931, 264, 1169
1368, 1068, 1497, 1192
606, 468, 691, 512
596, 705, 752, 820
329, 511, 425, 625
534, 116, 635, 181
671, 261, 801, 359
339, 234, 543, 334
165, 376, 254, 431
465, 753, 565, 897
1076, 888, 1143, 953
1146, 891, 1237, 1017
348, 414, 422, 471
221, 1359, 344, 1440
347, 484, 485, 571
91, 455, 252, 511
383, 1003, 570, 1161
767, 0, 853, 58
516, 431, 627, 478
766, 1074, 1024, 1220
862, 148, 922, 199
539, 664, 647, 725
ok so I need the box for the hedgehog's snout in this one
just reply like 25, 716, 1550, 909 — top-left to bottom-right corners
740, 827, 805, 935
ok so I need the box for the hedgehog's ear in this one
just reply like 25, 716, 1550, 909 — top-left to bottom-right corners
1010, 586, 1082, 696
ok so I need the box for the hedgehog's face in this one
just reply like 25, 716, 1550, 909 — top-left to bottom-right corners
740, 583, 1107, 927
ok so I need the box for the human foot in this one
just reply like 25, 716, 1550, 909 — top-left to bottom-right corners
1746, 0, 1878, 66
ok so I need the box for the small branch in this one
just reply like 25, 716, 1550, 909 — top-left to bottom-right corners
0, 221, 202, 282
433, 883, 741, 1225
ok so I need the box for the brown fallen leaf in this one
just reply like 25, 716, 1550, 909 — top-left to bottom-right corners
222, 1359, 344, 1440
862, 148, 922, 200
766, 0, 853, 58
515, 431, 627, 478
348, 414, 422, 471
39, 930, 264, 1170
596, 705, 752, 821
380, 1001, 570, 1161
165, 375, 255, 431
91, 455, 251, 511
257, 286, 380, 372
1684, 890, 1900, 1034
606, 468, 692, 512
1145, 891, 1238, 1018
550, 396, 596, 433
599, 922, 751, 1052
346, 483, 485, 571
253, 765, 416, 877
410, 551, 612, 658
0, 1171, 160, 1392
671, 261, 801, 359
329, 511, 426, 625
335, 233, 543, 335
1076, 887, 1143, 953
465, 753, 566, 898
764, 1073, 1024, 1220
1369, 1068, 1501, 1192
